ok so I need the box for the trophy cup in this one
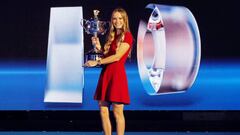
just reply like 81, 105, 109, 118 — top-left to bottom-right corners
81, 10, 109, 67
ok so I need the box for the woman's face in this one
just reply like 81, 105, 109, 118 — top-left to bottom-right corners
112, 11, 124, 29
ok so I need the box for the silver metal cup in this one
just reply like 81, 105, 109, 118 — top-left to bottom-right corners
81, 10, 109, 67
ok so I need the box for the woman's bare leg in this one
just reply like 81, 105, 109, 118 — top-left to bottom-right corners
99, 101, 112, 135
113, 103, 125, 135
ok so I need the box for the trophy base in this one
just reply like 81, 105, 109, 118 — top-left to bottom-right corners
85, 50, 103, 68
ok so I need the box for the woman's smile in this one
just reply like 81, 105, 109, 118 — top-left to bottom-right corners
112, 12, 124, 29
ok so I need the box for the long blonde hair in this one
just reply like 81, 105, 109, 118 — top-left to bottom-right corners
104, 8, 131, 57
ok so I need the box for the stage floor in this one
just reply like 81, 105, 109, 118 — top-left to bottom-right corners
0, 132, 240, 135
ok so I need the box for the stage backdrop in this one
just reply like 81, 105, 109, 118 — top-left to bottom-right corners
0, 0, 240, 110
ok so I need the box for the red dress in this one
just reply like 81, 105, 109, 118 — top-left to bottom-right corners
94, 31, 133, 104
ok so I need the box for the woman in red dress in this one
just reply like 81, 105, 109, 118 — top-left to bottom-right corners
85, 8, 133, 135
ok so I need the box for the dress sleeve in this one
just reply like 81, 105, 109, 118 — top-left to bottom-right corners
123, 31, 133, 47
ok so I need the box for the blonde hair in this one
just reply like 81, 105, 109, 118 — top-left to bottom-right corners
104, 8, 131, 57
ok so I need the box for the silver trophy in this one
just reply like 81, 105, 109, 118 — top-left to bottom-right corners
81, 10, 109, 66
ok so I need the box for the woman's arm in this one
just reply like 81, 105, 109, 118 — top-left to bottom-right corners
84, 42, 130, 67
99, 42, 130, 65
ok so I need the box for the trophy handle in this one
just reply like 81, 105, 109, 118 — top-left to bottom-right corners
80, 19, 90, 34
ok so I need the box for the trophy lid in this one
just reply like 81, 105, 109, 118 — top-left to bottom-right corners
93, 10, 100, 19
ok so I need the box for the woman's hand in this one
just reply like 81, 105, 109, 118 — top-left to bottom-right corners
84, 60, 98, 67
91, 36, 101, 51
